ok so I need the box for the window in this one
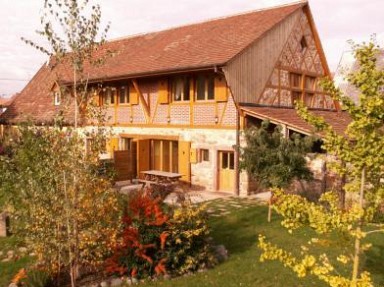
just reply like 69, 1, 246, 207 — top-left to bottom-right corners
300, 36, 308, 52
305, 93, 314, 106
305, 76, 316, 90
171, 76, 190, 102
292, 91, 301, 104
54, 91, 61, 106
102, 87, 115, 106
199, 149, 210, 162
290, 73, 302, 88
119, 86, 129, 104
196, 75, 215, 101
120, 138, 132, 150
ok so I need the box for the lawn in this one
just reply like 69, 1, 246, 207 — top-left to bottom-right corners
0, 198, 383, 287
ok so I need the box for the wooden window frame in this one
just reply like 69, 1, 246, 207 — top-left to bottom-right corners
118, 85, 130, 105
54, 91, 61, 106
171, 76, 191, 102
195, 74, 215, 102
199, 149, 210, 162
101, 87, 116, 106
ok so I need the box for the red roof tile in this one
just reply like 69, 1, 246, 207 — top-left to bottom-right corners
1, 2, 305, 124
241, 106, 351, 136
57, 2, 305, 83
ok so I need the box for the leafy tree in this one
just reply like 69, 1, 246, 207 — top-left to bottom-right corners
240, 121, 313, 190
258, 40, 384, 286
0, 125, 119, 287
239, 121, 314, 222
22, 0, 110, 128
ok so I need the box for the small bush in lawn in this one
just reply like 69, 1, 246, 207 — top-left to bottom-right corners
166, 201, 217, 275
105, 189, 216, 279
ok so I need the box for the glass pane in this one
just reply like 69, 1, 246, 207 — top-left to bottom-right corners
207, 76, 215, 100
173, 78, 183, 101
196, 75, 205, 100
229, 152, 235, 170
222, 152, 228, 169
163, 141, 170, 172
119, 86, 127, 104
172, 141, 178, 173
290, 73, 301, 88
154, 140, 161, 170
305, 76, 316, 90
184, 77, 190, 101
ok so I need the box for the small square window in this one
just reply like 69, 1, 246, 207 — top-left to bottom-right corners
54, 91, 61, 106
199, 149, 210, 162
290, 73, 302, 88
300, 36, 307, 52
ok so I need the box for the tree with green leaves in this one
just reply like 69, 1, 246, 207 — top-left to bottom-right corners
240, 121, 314, 222
240, 121, 313, 190
0, 1, 117, 287
22, 0, 110, 128
258, 40, 384, 287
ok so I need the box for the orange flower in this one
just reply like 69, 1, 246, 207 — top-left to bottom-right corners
12, 268, 27, 284
160, 232, 169, 250
131, 268, 138, 277
154, 258, 167, 275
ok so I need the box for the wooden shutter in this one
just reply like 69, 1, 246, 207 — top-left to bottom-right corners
130, 83, 139, 105
107, 137, 119, 157
158, 80, 169, 104
137, 139, 150, 177
190, 148, 197, 164
214, 76, 228, 102
178, 141, 191, 182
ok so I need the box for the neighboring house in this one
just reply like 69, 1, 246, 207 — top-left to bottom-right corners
0, 1, 350, 196
334, 49, 384, 103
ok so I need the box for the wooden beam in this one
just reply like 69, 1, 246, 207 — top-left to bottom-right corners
132, 79, 150, 122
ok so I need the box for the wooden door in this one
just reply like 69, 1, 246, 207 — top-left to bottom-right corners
137, 139, 150, 178
218, 151, 235, 192
178, 141, 191, 182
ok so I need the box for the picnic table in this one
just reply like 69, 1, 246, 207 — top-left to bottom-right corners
139, 170, 182, 187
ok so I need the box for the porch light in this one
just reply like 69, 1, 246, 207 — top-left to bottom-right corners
214, 116, 219, 124
130, 116, 133, 123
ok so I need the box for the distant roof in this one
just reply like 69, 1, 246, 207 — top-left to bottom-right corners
241, 106, 351, 136
56, 2, 305, 84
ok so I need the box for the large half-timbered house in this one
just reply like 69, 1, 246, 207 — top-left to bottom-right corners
0, 1, 350, 195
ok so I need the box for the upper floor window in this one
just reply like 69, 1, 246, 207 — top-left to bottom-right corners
300, 36, 308, 52
290, 73, 302, 88
119, 86, 129, 104
54, 91, 61, 106
305, 76, 316, 90
196, 74, 215, 101
171, 76, 190, 102
102, 87, 116, 106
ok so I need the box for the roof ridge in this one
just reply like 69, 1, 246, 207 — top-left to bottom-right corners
107, 1, 307, 44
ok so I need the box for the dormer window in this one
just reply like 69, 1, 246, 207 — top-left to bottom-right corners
300, 36, 308, 52
54, 91, 61, 106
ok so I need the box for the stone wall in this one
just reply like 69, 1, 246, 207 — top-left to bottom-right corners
91, 126, 238, 193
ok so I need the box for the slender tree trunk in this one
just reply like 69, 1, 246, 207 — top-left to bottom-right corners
73, 66, 78, 129
338, 161, 346, 210
63, 172, 76, 287
352, 167, 365, 286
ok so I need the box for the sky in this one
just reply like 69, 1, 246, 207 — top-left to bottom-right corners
0, 0, 383, 97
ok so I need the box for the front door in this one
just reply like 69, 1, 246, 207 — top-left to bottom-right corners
218, 151, 235, 192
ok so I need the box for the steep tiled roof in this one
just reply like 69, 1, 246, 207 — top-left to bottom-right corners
1, 2, 305, 123
1, 65, 74, 124
241, 106, 351, 136
57, 2, 305, 83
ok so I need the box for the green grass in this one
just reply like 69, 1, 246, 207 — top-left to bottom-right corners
0, 236, 33, 286
141, 198, 384, 287
0, 199, 383, 287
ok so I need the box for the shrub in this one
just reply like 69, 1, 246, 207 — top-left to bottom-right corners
105, 190, 216, 278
